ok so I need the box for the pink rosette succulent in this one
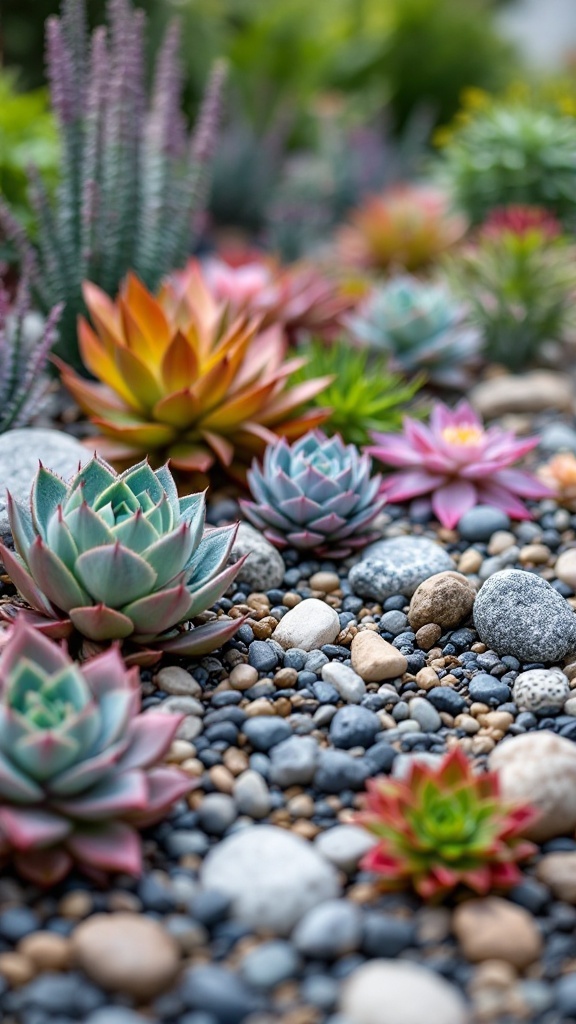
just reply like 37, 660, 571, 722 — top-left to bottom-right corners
368, 400, 552, 529
0, 620, 192, 886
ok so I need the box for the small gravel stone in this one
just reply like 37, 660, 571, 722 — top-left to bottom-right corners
512, 667, 570, 715
272, 598, 340, 651
426, 687, 466, 715
457, 506, 511, 541
468, 674, 511, 705
233, 770, 271, 818
452, 898, 542, 968
231, 523, 286, 591
536, 852, 576, 903
242, 716, 292, 751
408, 571, 476, 630
248, 640, 278, 673
229, 664, 258, 691
18, 932, 72, 971
269, 735, 319, 786
86, 1011, 150, 1024
181, 964, 263, 1023
200, 825, 341, 935
361, 914, 415, 958
197, 793, 237, 835
314, 825, 376, 873
71, 913, 180, 1000
555, 974, 576, 1017
154, 666, 202, 697
351, 631, 408, 682
340, 960, 469, 1024
473, 568, 576, 662
408, 696, 442, 732
240, 940, 301, 989
322, 662, 366, 703
314, 749, 370, 791
292, 899, 363, 959
489, 731, 576, 841
330, 705, 380, 749
554, 548, 576, 590
349, 536, 454, 602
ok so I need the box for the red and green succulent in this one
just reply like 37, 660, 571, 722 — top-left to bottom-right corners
356, 747, 538, 900
0, 621, 191, 885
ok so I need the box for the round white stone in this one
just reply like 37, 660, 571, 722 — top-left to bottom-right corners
340, 960, 470, 1024
512, 668, 570, 714
272, 598, 340, 652
314, 825, 376, 874
489, 731, 576, 841
200, 825, 341, 935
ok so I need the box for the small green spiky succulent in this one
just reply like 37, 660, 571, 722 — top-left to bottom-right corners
0, 619, 191, 886
356, 747, 538, 900
294, 340, 424, 447
345, 275, 481, 388
241, 430, 386, 558
0, 455, 244, 660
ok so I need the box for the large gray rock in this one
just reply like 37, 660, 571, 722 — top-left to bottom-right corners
232, 523, 286, 592
200, 825, 341, 935
0, 428, 90, 533
349, 537, 454, 602
473, 569, 576, 662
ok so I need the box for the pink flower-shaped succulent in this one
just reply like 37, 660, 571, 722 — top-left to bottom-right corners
368, 400, 552, 529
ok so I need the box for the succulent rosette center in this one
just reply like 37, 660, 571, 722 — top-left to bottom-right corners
0, 455, 245, 658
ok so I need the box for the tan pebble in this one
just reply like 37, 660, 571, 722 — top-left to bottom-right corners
274, 667, 298, 687
58, 890, 93, 918
471, 642, 487, 653
244, 699, 276, 717
223, 748, 249, 775
309, 571, 340, 592
283, 592, 301, 607
408, 571, 476, 630
274, 697, 293, 717
458, 548, 483, 574
454, 714, 480, 734
229, 664, 258, 690
440, 673, 459, 687
252, 618, 276, 639
71, 913, 180, 1000
417, 907, 452, 944
154, 666, 202, 697
471, 735, 495, 754
439, 711, 455, 727
287, 793, 315, 817
209, 765, 235, 793
166, 740, 196, 763
564, 661, 576, 681
453, 898, 542, 968
470, 702, 490, 716
378, 712, 398, 730
18, 932, 72, 971
351, 631, 408, 682
415, 623, 443, 650
536, 852, 576, 903
469, 959, 518, 989
488, 531, 516, 555
519, 544, 550, 565
180, 758, 204, 777
483, 711, 514, 731
247, 593, 270, 609
416, 666, 440, 690
554, 549, 576, 590
291, 820, 319, 839
0, 952, 35, 986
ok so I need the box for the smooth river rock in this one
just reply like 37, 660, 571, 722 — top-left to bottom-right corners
71, 913, 180, 1000
200, 825, 341, 935
231, 523, 286, 592
340, 960, 470, 1024
272, 598, 340, 651
473, 568, 576, 662
408, 571, 476, 630
452, 898, 542, 968
489, 731, 576, 841
349, 536, 454, 602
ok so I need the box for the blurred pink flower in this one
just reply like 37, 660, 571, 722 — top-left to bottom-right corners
368, 400, 552, 528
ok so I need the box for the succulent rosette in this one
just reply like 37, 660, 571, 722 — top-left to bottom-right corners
356, 747, 538, 900
368, 400, 551, 528
241, 431, 386, 558
57, 266, 330, 482
0, 620, 191, 885
0, 455, 244, 658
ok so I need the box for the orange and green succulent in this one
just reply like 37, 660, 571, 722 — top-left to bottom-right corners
58, 264, 331, 484
356, 747, 538, 900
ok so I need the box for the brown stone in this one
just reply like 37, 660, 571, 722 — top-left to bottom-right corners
408, 571, 476, 631
0, 952, 35, 986
18, 932, 72, 971
350, 631, 407, 682
415, 623, 443, 650
309, 571, 340, 593
452, 898, 542, 968
229, 664, 258, 690
536, 852, 576, 904
72, 913, 180, 1001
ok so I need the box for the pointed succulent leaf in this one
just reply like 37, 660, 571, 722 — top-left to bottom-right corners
30, 468, 68, 537
75, 543, 157, 607
0, 806, 71, 849
69, 604, 135, 641
28, 537, 91, 612
66, 821, 143, 876
154, 614, 245, 655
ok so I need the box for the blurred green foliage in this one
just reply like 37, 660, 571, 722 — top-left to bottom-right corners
0, 70, 58, 228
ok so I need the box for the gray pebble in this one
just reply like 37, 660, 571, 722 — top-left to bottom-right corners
197, 794, 238, 835
240, 940, 301, 989
457, 505, 511, 542
243, 716, 292, 751
474, 569, 576, 662
231, 522, 286, 591
349, 537, 454, 602
314, 825, 376, 873
330, 706, 380, 749
408, 697, 442, 732
292, 900, 363, 959
314, 749, 370, 792
322, 662, 366, 704
233, 770, 271, 818
269, 736, 319, 787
